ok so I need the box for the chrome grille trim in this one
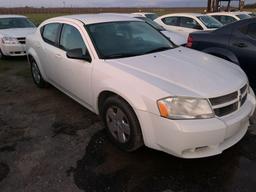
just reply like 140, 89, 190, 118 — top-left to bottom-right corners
209, 92, 238, 106
17, 37, 26, 44
209, 84, 248, 117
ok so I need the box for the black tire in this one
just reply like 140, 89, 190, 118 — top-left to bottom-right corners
0, 49, 6, 59
101, 96, 144, 152
250, 110, 256, 125
30, 57, 47, 88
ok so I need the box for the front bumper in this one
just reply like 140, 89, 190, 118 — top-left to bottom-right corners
1, 44, 26, 56
137, 91, 256, 158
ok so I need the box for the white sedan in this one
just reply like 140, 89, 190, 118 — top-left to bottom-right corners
0, 15, 36, 59
104, 13, 187, 45
208, 12, 251, 25
154, 13, 223, 39
26, 14, 256, 158
132, 12, 159, 20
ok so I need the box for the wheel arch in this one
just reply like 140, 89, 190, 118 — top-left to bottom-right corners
27, 48, 47, 80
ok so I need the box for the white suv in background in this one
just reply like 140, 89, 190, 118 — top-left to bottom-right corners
154, 13, 223, 39
208, 12, 251, 25
26, 14, 255, 158
0, 15, 36, 59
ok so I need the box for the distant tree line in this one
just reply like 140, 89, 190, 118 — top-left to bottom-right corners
245, 3, 256, 8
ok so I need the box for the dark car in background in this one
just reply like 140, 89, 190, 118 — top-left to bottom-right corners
187, 18, 256, 87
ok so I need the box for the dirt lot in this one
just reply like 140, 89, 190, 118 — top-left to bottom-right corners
1, 58, 256, 192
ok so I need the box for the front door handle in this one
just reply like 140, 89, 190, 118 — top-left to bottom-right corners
233, 42, 247, 48
55, 54, 62, 58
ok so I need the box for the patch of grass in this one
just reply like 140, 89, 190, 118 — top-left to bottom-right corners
24, 13, 67, 26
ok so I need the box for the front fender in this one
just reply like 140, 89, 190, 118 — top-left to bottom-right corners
27, 47, 47, 81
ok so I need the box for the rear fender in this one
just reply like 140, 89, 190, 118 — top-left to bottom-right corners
203, 47, 239, 65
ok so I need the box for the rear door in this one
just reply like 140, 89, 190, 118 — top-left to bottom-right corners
39, 23, 62, 83
230, 22, 256, 82
161, 16, 180, 32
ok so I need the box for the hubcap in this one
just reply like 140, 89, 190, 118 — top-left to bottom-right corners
106, 106, 131, 143
32, 62, 41, 84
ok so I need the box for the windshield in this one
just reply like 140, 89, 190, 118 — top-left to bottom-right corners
145, 13, 159, 21
135, 17, 165, 31
0, 17, 35, 29
236, 14, 251, 20
197, 16, 223, 29
86, 21, 174, 59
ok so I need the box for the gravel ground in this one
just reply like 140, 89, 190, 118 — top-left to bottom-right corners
1, 57, 256, 192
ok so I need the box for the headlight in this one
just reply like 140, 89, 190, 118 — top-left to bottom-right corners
157, 97, 214, 120
1, 37, 19, 44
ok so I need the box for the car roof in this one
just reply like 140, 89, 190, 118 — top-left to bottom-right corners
0, 15, 27, 19
50, 14, 140, 25
208, 12, 248, 16
160, 13, 207, 17
132, 12, 155, 15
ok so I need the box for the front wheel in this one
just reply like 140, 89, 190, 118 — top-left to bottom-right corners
102, 96, 144, 152
0, 49, 6, 59
31, 58, 47, 88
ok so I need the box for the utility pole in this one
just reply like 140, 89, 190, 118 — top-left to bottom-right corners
207, 0, 244, 13
239, 0, 245, 11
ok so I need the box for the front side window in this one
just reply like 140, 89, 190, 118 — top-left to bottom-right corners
180, 17, 202, 30
42, 23, 61, 45
236, 14, 251, 20
162, 17, 179, 26
214, 15, 237, 25
86, 21, 174, 59
247, 23, 256, 39
197, 16, 223, 29
60, 24, 87, 55
0, 17, 35, 29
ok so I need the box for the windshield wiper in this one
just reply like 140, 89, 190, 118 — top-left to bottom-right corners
104, 53, 140, 59
144, 47, 172, 54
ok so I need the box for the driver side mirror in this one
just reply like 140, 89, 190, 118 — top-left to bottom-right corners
66, 48, 92, 62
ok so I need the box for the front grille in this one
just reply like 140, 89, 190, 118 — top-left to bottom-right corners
209, 92, 238, 106
214, 102, 238, 117
240, 84, 247, 95
17, 37, 26, 44
209, 84, 248, 117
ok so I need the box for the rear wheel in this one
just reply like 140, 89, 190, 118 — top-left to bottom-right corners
102, 96, 143, 152
30, 58, 47, 88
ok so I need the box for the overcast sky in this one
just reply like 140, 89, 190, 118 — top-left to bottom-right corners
0, 0, 255, 8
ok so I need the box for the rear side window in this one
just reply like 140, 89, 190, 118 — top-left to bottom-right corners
247, 23, 256, 39
42, 23, 61, 45
162, 17, 179, 26
60, 24, 88, 55
180, 17, 202, 30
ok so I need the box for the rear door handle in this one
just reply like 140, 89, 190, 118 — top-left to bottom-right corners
233, 42, 247, 48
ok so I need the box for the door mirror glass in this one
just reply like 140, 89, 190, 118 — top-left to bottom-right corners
66, 48, 91, 62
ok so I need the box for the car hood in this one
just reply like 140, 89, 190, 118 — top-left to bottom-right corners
0, 28, 36, 38
105, 47, 247, 98
161, 30, 187, 45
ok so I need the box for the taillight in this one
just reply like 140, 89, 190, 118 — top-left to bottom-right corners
187, 35, 193, 48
